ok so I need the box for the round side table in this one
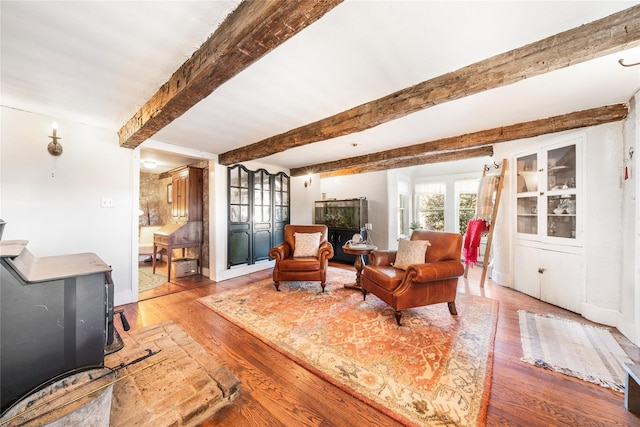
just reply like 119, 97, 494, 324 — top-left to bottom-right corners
342, 244, 377, 290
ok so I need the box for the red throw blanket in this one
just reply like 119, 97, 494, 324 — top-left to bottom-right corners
464, 219, 489, 265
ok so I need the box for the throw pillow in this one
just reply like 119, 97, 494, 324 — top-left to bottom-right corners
393, 239, 430, 270
293, 232, 321, 257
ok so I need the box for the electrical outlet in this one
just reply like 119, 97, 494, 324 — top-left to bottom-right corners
101, 197, 114, 208
365, 223, 373, 231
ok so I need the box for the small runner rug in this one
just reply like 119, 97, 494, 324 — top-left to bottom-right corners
198, 268, 498, 426
518, 310, 633, 393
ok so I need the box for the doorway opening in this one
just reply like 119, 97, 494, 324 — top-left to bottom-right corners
137, 148, 212, 300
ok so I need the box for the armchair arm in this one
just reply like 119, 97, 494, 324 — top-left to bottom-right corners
268, 243, 291, 261
368, 250, 397, 266
318, 241, 334, 262
405, 260, 465, 283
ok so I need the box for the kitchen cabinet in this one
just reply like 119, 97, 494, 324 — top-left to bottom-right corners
513, 136, 584, 313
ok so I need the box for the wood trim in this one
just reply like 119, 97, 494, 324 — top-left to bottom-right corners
290, 104, 628, 177
118, 0, 343, 149
219, 5, 640, 165
318, 146, 494, 178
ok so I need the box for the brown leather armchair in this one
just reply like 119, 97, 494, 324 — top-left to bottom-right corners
361, 230, 464, 326
268, 224, 334, 292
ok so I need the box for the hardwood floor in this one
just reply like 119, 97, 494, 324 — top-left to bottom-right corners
118, 262, 640, 426
137, 260, 210, 301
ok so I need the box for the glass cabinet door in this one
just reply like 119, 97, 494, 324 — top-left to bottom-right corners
515, 153, 539, 236
514, 138, 580, 244
545, 144, 577, 240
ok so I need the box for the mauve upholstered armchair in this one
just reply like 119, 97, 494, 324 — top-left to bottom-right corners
268, 224, 334, 292
361, 230, 464, 326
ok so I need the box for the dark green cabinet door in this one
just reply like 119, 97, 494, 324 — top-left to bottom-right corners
228, 225, 251, 267
227, 166, 290, 268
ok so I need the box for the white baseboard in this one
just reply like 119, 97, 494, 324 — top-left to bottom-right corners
490, 269, 512, 288
115, 290, 134, 307
581, 302, 618, 327
213, 259, 274, 282
617, 313, 640, 346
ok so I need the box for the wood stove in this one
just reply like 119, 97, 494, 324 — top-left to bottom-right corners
0, 239, 126, 416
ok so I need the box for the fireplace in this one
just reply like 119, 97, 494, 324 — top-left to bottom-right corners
0, 238, 126, 416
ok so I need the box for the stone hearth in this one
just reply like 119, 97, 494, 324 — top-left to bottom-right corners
105, 321, 239, 426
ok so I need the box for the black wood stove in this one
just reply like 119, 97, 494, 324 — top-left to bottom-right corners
0, 235, 128, 416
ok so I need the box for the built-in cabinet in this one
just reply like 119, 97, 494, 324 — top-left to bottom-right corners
513, 136, 584, 313
170, 166, 203, 222
227, 165, 289, 268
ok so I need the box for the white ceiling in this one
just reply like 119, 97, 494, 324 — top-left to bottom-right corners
2, 1, 640, 174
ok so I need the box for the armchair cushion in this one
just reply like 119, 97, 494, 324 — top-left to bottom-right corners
363, 265, 404, 292
293, 232, 321, 258
393, 239, 431, 270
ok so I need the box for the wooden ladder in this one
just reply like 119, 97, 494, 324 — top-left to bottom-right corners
464, 159, 507, 287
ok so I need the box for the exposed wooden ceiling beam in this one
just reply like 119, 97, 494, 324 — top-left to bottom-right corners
118, 0, 343, 149
219, 5, 640, 165
290, 104, 628, 177
319, 146, 495, 178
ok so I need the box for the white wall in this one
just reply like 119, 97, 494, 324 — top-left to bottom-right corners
620, 94, 640, 343
320, 171, 390, 250
290, 173, 321, 224
0, 107, 135, 305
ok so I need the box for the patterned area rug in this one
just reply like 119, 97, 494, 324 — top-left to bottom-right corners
518, 310, 633, 393
198, 268, 498, 426
139, 265, 167, 292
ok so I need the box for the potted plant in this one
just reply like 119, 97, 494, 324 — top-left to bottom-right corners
410, 221, 420, 235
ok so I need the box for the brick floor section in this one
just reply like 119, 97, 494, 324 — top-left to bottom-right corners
105, 321, 240, 426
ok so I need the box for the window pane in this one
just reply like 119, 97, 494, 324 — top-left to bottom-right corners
455, 179, 479, 235
240, 169, 249, 187
415, 182, 445, 231
458, 192, 477, 235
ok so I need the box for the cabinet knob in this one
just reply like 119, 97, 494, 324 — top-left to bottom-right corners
540, 192, 544, 196
538, 268, 546, 274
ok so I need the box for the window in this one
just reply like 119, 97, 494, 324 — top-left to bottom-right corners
415, 182, 445, 231
456, 179, 479, 236
397, 180, 410, 236
398, 193, 408, 235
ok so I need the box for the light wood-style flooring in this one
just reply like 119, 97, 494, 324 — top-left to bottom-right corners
119, 262, 640, 426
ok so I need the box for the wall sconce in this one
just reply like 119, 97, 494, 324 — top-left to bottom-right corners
47, 123, 63, 156
304, 175, 312, 188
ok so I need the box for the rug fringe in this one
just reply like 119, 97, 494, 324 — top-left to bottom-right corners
521, 356, 625, 393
